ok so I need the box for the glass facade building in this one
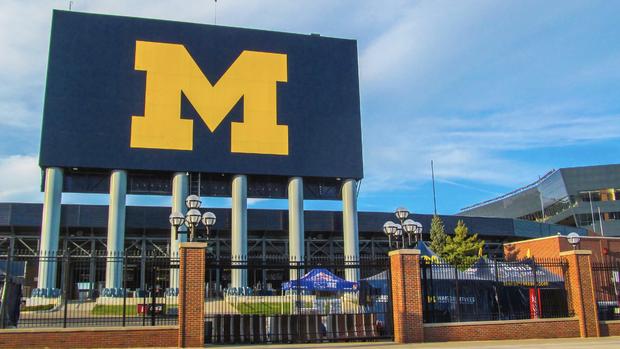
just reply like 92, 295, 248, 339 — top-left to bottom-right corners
460, 164, 620, 236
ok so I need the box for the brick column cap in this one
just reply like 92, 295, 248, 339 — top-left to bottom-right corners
559, 250, 592, 256
388, 249, 421, 256
179, 242, 208, 249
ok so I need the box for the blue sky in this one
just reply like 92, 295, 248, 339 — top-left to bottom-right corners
1, 0, 620, 215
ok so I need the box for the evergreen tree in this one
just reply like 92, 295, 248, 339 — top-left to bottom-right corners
429, 215, 448, 256
442, 220, 485, 269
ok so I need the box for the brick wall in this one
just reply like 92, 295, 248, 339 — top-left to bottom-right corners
178, 242, 206, 348
560, 250, 600, 337
389, 249, 424, 343
389, 245, 607, 343
0, 326, 177, 349
505, 235, 620, 263
504, 236, 562, 259
424, 318, 579, 342
600, 320, 620, 336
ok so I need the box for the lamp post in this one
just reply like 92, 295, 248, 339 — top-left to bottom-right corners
185, 209, 202, 242
201, 211, 217, 240
383, 207, 423, 249
169, 212, 185, 240
169, 194, 216, 242
567, 232, 581, 250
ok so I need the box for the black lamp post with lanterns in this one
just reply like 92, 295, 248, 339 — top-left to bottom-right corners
382, 207, 423, 250
169, 194, 216, 242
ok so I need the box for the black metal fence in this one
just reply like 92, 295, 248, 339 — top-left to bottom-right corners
421, 258, 572, 323
203, 255, 392, 344
0, 250, 178, 329
592, 261, 620, 321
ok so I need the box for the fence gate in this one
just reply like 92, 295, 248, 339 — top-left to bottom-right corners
203, 256, 393, 344
420, 257, 573, 323
592, 261, 620, 321
0, 250, 179, 329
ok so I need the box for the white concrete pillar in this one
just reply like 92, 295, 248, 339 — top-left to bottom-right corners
170, 172, 188, 290
342, 179, 360, 281
231, 174, 248, 288
288, 177, 304, 280
105, 170, 127, 290
37, 167, 63, 291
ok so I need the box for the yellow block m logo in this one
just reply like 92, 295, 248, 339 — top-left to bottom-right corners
130, 41, 289, 155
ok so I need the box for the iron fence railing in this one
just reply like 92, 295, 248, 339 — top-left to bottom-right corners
592, 261, 620, 321
0, 250, 178, 329
203, 255, 392, 344
420, 258, 573, 323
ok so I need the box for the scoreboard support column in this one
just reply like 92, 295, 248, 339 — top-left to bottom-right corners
231, 174, 248, 288
36, 167, 64, 292
170, 172, 189, 291
342, 179, 360, 281
288, 177, 304, 280
105, 169, 127, 291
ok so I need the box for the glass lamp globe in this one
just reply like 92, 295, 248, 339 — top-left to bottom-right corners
169, 211, 185, 228
185, 195, 201, 209
185, 208, 202, 226
394, 224, 403, 236
402, 219, 416, 233
202, 211, 216, 227
383, 221, 397, 235
395, 207, 409, 220
567, 232, 581, 248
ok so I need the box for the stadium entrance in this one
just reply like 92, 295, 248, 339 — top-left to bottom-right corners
203, 255, 393, 344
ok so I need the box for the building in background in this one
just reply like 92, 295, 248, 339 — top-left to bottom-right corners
460, 164, 620, 236
0, 202, 586, 294
504, 234, 620, 263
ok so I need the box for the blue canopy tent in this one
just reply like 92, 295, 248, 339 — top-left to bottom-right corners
282, 268, 358, 292
364, 271, 388, 295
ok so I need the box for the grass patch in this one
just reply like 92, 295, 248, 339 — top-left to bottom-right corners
91, 304, 137, 315
233, 302, 313, 315
22, 304, 54, 311
234, 302, 291, 315
91, 304, 178, 316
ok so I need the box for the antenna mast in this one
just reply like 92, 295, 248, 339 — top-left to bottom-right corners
214, 0, 218, 25
431, 160, 437, 215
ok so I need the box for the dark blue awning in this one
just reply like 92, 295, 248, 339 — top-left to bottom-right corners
282, 268, 358, 292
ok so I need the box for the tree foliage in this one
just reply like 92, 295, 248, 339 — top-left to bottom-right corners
429, 215, 448, 256
442, 220, 485, 269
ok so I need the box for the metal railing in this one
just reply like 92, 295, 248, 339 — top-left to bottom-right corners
0, 250, 178, 329
203, 255, 392, 344
592, 261, 620, 321
420, 258, 572, 323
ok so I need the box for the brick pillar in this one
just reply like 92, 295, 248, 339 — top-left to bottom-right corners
178, 242, 207, 348
560, 250, 600, 338
389, 249, 424, 343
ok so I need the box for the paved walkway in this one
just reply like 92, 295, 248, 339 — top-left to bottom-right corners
196, 336, 620, 349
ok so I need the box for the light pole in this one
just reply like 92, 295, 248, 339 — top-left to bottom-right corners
169, 194, 216, 242
383, 207, 423, 250
169, 212, 185, 240
201, 211, 216, 240
567, 232, 581, 250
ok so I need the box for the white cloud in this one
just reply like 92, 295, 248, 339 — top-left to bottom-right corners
359, 0, 500, 92
0, 155, 41, 201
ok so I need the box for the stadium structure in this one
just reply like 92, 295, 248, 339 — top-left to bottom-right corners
0, 202, 585, 291
460, 164, 620, 236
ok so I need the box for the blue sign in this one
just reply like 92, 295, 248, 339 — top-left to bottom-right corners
40, 11, 363, 179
